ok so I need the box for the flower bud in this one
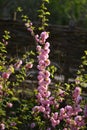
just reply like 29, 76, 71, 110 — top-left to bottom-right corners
25, 62, 33, 69
7, 102, 13, 108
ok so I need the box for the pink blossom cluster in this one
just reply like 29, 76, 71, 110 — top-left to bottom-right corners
35, 31, 49, 44
62, 87, 84, 130
50, 112, 60, 127
33, 31, 52, 118
72, 87, 82, 103
50, 87, 85, 129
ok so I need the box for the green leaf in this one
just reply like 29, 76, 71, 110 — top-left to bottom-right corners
8, 90, 14, 96
82, 60, 87, 65
0, 109, 6, 116
11, 126, 18, 130
84, 50, 87, 55
0, 66, 2, 70
43, 0, 49, 3
16, 7, 23, 12
11, 97, 19, 102
45, 11, 50, 15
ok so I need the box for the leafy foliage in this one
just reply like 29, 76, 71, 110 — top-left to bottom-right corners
0, 1, 87, 130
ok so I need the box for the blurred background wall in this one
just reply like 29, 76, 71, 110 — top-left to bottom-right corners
0, 0, 87, 28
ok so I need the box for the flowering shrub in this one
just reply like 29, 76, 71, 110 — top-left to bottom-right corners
0, 31, 35, 130
0, 0, 87, 130
27, 23, 86, 130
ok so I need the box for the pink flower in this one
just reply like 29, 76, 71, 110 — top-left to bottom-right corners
59, 108, 66, 119
76, 95, 82, 104
74, 87, 81, 94
27, 28, 33, 34
40, 31, 49, 43
35, 34, 39, 42
44, 59, 50, 66
44, 70, 50, 77
53, 112, 58, 120
32, 106, 40, 112
66, 118, 71, 124
39, 106, 45, 112
7, 102, 13, 108
46, 91, 51, 97
65, 105, 73, 116
50, 117, 57, 127
74, 105, 82, 115
46, 106, 51, 111
14, 60, 22, 70
0, 123, 5, 130
44, 42, 50, 50
37, 65, 45, 70
30, 123, 35, 128
39, 60, 45, 65
50, 117, 60, 128
49, 96, 54, 101
2, 72, 10, 79
58, 89, 65, 97
73, 87, 81, 99
38, 86, 48, 91
45, 78, 51, 86
25, 62, 33, 69
37, 93, 43, 99
38, 80, 46, 86
36, 45, 42, 52
55, 104, 59, 109
39, 90, 50, 98
38, 53, 49, 61
75, 116, 85, 127
44, 48, 50, 54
